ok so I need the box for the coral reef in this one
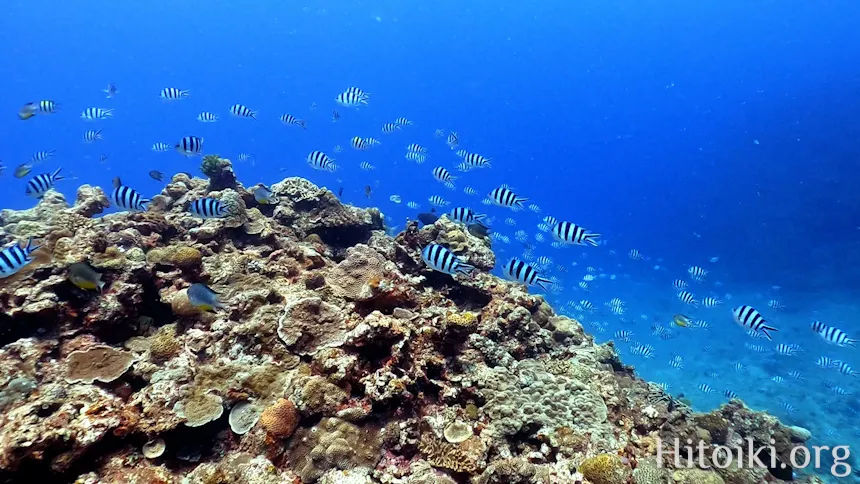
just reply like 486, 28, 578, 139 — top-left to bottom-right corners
0, 171, 825, 484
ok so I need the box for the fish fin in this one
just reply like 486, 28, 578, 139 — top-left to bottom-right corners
585, 234, 601, 247
25, 237, 41, 253
112, 176, 122, 188
52, 167, 64, 181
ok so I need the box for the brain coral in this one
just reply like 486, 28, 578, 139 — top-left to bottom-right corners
146, 244, 202, 268
149, 324, 181, 362
65, 345, 136, 384
579, 454, 631, 484
287, 417, 382, 483
260, 398, 299, 438
473, 359, 609, 442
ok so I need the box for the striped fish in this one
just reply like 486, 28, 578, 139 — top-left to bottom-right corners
579, 300, 595, 311
428, 195, 449, 207
446, 131, 459, 149
359, 162, 375, 171
30, 150, 55, 163
0, 238, 41, 278
489, 187, 528, 210
111, 179, 149, 212
406, 143, 427, 154
421, 244, 474, 276
160, 87, 190, 99
677, 290, 698, 307
698, 384, 715, 394
351, 137, 368, 150
344, 86, 370, 99
81, 107, 113, 120
673, 279, 688, 290
767, 299, 785, 311
503, 258, 553, 291
448, 207, 487, 226
175, 136, 204, 156
188, 198, 228, 219
406, 151, 427, 164
432, 167, 456, 188
688, 265, 707, 281
306, 151, 336, 172
630, 343, 654, 358
197, 112, 218, 122
724, 390, 738, 399
701, 297, 722, 308
775, 344, 799, 356
335, 90, 368, 107
629, 249, 642, 260
280, 114, 306, 129
812, 321, 857, 347
551, 221, 600, 247
230, 104, 257, 119
836, 362, 857, 377
83, 130, 102, 143
394, 117, 412, 126
152, 142, 171, 152
732, 305, 778, 340
381, 123, 401, 133
25, 168, 63, 198
460, 152, 492, 169
332, 110, 341, 122
364, 137, 380, 147
613, 330, 633, 342
38, 100, 59, 113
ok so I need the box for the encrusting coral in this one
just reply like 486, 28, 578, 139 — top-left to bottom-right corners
0, 165, 825, 484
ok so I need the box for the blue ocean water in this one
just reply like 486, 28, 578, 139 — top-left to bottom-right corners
2, 0, 860, 480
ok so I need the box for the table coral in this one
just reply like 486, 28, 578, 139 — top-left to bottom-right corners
64, 345, 136, 384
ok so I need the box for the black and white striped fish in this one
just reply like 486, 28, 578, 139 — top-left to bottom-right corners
175, 136, 204, 156
668, 355, 684, 369
0, 238, 40, 278
351, 136, 368, 150
502, 258, 553, 291
406, 143, 427, 154
677, 290, 698, 307
788, 371, 805, 380
543, 216, 558, 226
698, 384, 715, 394
489, 187, 528, 210
630, 343, 655, 358
672, 279, 687, 290
551, 221, 600, 247
160, 87, 189, 99
197, 112, 218, 122
280, 114, 306, 129
629, 249, 642, 260
359, 162, 374, 171
448, 207, 487, 226
188, 198, 228, 219
30, 150, 55, 163
81, 107, 113, 120
767, 299, 785, 311
306, 151, 337, 172
152, 142, 171, 152
421, 244, 474, 276
724, 390, 738, 399
25, 168, 63, 198
335, 89, 368, 107
381, 123, 401, 133
579, 300, 595, 312
38, 100, 59, 113
428, 195, 449, 207
816, 356, 840, 369
811, 321, 857, 347
83, 130, 102, 143
394, 117, 412, 127
230, 104, 257, 119
775, 344, 800, 356
613, 330, 633, 342
111, 178, 149, 212
688, 265, 707, 281
432, 167, 456, 188
459, 152, 491, 169
732, 305, 777, 340
702, 297, 722, 308
836, 362, 857, 377
406, 151, 427, 163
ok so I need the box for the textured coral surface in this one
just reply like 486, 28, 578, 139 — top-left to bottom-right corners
0, 165, 820, 483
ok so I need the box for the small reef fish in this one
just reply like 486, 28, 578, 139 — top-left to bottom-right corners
394, 117, 412, 126
17, 102, 38, 120
489, 187, 527, 210
187, 283, 224, 312
448, 207, 487, 226
335, 90, 368, 107
702, 297, 722, 308
364, 185, 372, 198
552, 221, 600, 247
417, 209, 439, 226
432, 167, 456, 188
360, 162, 375, 171
176, 136, 204, 157
81, 107, 113, 120
230, 104, 257, 118
237, 153, 254, 163
149, 170, 164, 181
421, 244, 475, 276
629, 249, 642, 260
351, 137, 368, 150
280, 114, 306, 129
103, 83, 118, 98
406, 143, 427, 154
253, 185, 275, 205
83, 130, 102, 143
688, 266, 707, 281
672, 314, 691, 327
160, 87, 190, 99
14, 164, 33, 179
467, 224, 490, 238
732, 305, 778, 340
188, 198, 228, 219
111, 177, 149, 212
381, 123, 401, 133
197, 112, 218, 122
38, 100, 59, 113
307, 151, 337, 172
811, 321, 857, 347
68, 262, 105, 292
25, 168, 64, 198
152, 142, 171, 152
503, 258, 553, 291
446, 131, 459, 149
30, 150, 55, 164
332, 110, 340, 122
405, 151, 426, 163
460, 152, 492, 169
0, 237, 40, 278
677, 290, 698, 307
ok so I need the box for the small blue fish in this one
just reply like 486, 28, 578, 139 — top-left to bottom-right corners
0, 237, 40, 278
187, 283, 224, 312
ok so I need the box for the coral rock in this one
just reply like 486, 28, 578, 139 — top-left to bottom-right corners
260, 398, 300, 439
65, 345, 136, 384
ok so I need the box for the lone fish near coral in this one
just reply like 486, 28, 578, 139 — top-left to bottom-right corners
68, 262, 106, 292
187, 283, 225, 312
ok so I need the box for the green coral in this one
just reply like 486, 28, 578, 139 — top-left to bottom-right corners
201, 154, 223, 177
579, 454, 631, 484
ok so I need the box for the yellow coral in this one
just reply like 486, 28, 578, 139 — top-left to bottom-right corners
146, 245, 202, 268
579, 454, 631, 484
149, 325, 181, 362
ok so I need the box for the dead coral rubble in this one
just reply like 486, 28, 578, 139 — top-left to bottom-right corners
0, 162, 823, 483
